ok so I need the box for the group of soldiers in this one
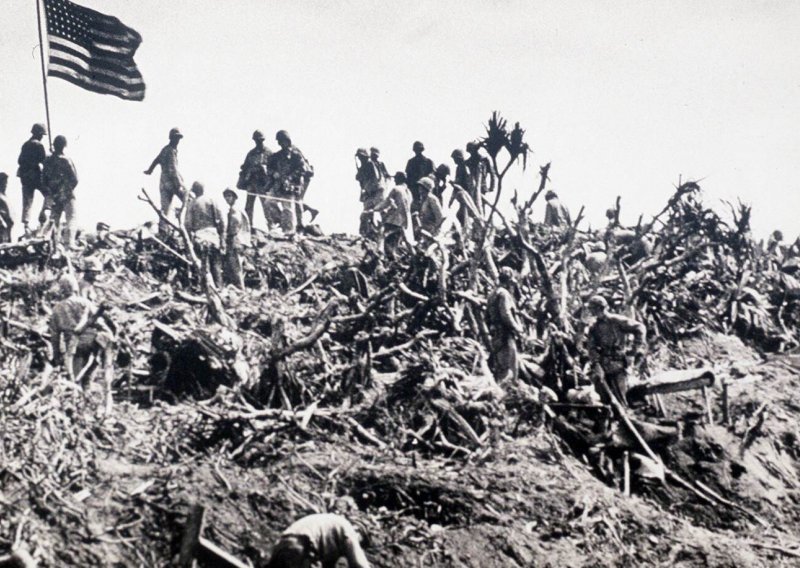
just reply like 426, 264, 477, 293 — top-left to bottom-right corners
4, 124, 318, 289
4, 123, 78, 245
144, 127, 315, 289
144, 127, 316, 239
354, 140, 575, 259
486, 266, 646, 405
355, 140, 492, 252
350, 141, 646, 404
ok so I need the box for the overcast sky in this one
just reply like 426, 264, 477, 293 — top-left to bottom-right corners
1, 0, 798, 239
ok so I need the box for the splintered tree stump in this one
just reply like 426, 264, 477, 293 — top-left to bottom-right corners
627, 368, 714, 400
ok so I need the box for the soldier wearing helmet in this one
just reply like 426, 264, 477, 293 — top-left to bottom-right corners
79, 257, 104, 302
586, 295, 646, 405
487, 267, 524, 382
369, 147, 391, 185
267, 130, 314, 235
42, 135, 78, 247
185, 181, 227, 287
416, 177, 443, 238
266, 513, 371, 568
50, 271, 116, 412
17, 123, 50, 234
355, 148, 384, 239
432, 164, 450, 200
144, 128, 186, 234
448, 149, 480, 242
465, 141, 494, 216
237, 129, 274, 228
544, 190, 572, 228
404, 141, 434, 213
222, 188, 250, 289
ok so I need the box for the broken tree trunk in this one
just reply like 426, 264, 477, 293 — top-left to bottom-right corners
627, 368, 715, 399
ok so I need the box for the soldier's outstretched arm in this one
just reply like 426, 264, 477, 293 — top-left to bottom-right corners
144, 154, 160, 175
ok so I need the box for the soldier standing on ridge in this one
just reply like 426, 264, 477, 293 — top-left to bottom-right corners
404, 141, 434, 212
237, 130, 273, 227
185, 182, 226, 287
17, 123, 49, 234
222, 188, 250, 289
544, 190, 572, 228
487, 267, 524, 382
465, 141, 495, 216
356, 148, 385, 239
267, 130, 312, 236
42, 135, 78, 247
370, 147, 391, 185
432, 164, 450, 201
450, 150, 476, 238
416, 178, 444, 239
367, 172, 411, 260
144, 127, 185, 234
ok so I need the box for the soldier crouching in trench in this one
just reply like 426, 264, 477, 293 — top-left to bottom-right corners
265, 513, 370, 568
586, 295, 646, 406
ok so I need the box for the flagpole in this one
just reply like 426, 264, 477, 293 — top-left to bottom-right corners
35, 0, 53, 150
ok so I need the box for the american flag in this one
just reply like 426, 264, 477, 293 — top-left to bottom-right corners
43, 0, 145, 101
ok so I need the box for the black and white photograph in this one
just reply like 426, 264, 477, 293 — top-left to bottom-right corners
1, 0, 799, 566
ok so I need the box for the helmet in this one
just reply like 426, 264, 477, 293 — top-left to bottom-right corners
275, 130, 291, 144
31, 123, 47, 136
355, 148, 368, 158
57, 274, 79, 297
412, 141, 425, 152
168, 127, 183, 139
435, 163, 450, 177
498, 266, 516, 283
417, 178, 434, 191
587, 295, 609, 310
466, 141, 479, 153
451, 149, 464, 160
83, 258, 103, 273
53, 135, 67, 149
252, 130, 265, 141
